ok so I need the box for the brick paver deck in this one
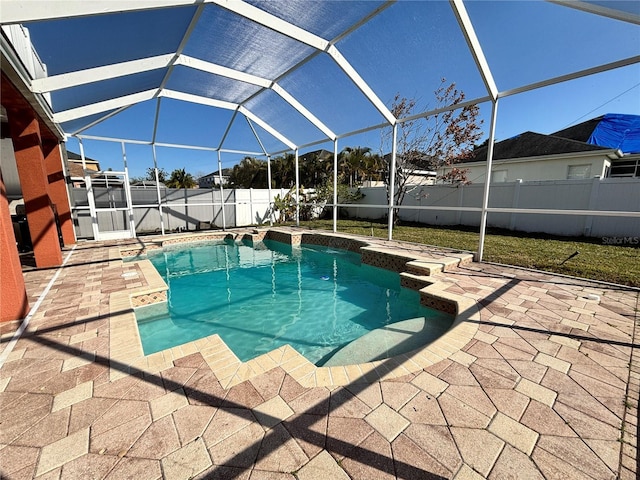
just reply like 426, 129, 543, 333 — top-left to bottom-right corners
1, 229, 638, 479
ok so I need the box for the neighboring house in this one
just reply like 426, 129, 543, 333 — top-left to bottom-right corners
299, 149, 333, 163
66, 151, 101, 188
198, 169, 230, 188
438, 114, 639, 183
130, 180, 167, 189
66, 151, 126, 188
380, 152, 437, 186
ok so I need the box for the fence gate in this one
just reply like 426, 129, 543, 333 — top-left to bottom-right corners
86, 170, 136, 241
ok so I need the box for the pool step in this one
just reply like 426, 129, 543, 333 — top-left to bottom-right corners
361, 246, 473, 275
406, 252, 474, 276
400, 272, 458, 315
400, 272, 437, 291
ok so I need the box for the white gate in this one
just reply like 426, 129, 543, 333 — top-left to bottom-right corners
85, 170, 136, 241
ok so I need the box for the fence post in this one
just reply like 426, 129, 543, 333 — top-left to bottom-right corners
509, 179, 522, 231
456, 185, 464, 225
583, 177, 601, 236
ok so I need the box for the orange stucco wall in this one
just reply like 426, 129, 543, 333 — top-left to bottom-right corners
9, 112, 63, 268
0, 173, 29, 322
44, 141, 76, 245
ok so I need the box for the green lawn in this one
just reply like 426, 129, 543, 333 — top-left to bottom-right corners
291, 219, 640, 288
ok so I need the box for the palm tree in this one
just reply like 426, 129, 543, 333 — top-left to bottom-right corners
362, 152, 384, 183
166, 168, 196, 188
272, 153, 296, 188
229, 157, 268, 188
339, 146, 372, 187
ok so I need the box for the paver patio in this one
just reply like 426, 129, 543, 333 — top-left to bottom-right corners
0, 228, 638, 479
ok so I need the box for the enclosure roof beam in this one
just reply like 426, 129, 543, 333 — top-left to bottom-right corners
216, 109, 239, 151
0, 0, 208, 24
31, 49, 336, 143
209, 0, 329, 51
271, 83, 336, 140
449, 0, 498, 100
548, 0, 640, 25
213, 0, 395, 126
326, 45, 396, 125
499, 55, 640, 98
54, 89, 157, 123
30, 54, 174, 93
175, 55, 272, 88
176, 56, 336, 139
246, 117, 268, 156
239, 106, 296, 150
70, 107, 131, 137
160, 89, 238, 110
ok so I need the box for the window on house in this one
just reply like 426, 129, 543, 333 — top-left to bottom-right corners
491, 170, 507, 183
610, 159, 640, 177
567, 164, 592, 180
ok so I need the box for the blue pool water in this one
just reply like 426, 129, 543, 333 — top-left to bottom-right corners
136, 240, 453, 365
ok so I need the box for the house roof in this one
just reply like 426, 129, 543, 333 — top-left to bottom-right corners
66, 162, 85, 178
66, 151, 100, 178
200, 168, 232, 178
464, 131, 610, 163
299, 149, 333, 163
550, 116, 603, 143
462, 113, 640, 163
66, 151, 99, 163
552, 113, 640, 154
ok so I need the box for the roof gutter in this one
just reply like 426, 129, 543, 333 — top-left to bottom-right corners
456, 148, 624, 167
606, 149, 624, 160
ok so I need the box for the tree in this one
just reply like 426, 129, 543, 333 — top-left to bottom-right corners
338, 146, 374, 187
148, 167, 168, 183
228, 157, 268, 188
271, 153, 296, 188
381, 79, 483, 222
299, 151, 331, 188
165, 168, 196, 188
130, 167, 168, 185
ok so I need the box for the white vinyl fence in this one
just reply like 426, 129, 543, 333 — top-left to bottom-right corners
71, 178, 640, 240
346, 177, 640, 238
71, 187, 286, 239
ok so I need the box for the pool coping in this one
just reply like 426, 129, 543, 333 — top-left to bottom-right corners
108, 229, 479, 389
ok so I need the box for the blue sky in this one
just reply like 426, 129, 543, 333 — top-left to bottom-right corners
26, 1, 640, 179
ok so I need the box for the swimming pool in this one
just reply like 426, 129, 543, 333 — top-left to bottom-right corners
135, 239, 454, 365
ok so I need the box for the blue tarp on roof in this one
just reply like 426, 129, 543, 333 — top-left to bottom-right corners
587, 113, 640, 154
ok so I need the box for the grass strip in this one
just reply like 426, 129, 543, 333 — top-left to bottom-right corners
292, 219, 639, 288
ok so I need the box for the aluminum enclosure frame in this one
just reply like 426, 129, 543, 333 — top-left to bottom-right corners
1, 0, 639, 259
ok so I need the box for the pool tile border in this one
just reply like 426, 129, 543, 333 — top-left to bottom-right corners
109, 230, 479, 389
